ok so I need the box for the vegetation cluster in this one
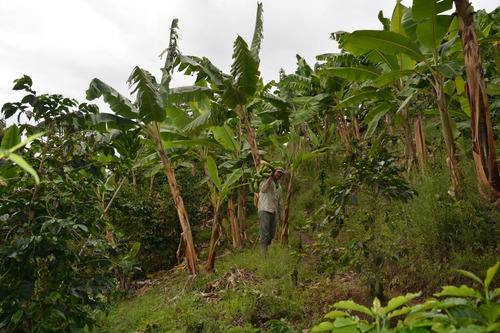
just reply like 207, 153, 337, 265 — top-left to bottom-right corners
0, 0, 499, 332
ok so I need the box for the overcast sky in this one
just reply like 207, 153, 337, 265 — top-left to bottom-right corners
0, 0, 498, 123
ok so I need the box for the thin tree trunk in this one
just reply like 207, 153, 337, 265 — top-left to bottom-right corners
455, 0, 500, 203
385, 113, 393, 135
436, 83, 462, 199
337, 114, 352, 155
402, 105, 417, 171
280, 171, 295, 243
414, 113, 428, 175
352, 115, 360, 139
156, 144, 199, 275
239, 106, 261, 170
206, 207, 221, 272
238, 186, 247, 241
228, 197, 241, 249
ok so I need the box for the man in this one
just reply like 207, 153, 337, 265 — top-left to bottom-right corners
258, 166, 285, 255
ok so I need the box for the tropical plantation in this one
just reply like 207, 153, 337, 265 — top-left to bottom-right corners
0, 0, 499, 332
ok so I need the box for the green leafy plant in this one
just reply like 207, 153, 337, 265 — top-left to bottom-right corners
312, 261, 500, 332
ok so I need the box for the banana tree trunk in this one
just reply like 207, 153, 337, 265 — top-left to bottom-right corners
206, 207, 222, 272
238, 186, 247, 241
436, 83, 462, 199
402, 105, 417, 171
156, 144, 199, 275
337, 114, 352, 155
280, 171, 295, 244
414, 113, 428, 175
455, 0, 500, 203
239, 106, 261, 170
228, 197, 241, 249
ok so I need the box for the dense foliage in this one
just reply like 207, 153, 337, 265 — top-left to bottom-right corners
0, 1, 499, 332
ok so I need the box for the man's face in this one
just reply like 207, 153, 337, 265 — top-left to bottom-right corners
274, 170, 284, 180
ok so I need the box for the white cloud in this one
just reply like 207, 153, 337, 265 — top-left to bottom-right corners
0, 0, 498, 125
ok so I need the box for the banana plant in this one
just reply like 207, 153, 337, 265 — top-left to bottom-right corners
0, 125, 44, 184
176, 2, 264, 171
332, 0, 466, 198
205, 156, 243, 271
86, 19, 202, 275
268, 129, 329, 243
453, 0, 500, 203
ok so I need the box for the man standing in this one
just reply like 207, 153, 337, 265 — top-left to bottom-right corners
258, 166, 285, 255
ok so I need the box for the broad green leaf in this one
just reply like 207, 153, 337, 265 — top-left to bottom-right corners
324, 310, 348, 319
162, 138, 221, 149
183, 111, 212, 132
416, 15, 453, 49
231, 36, 260, 100
337, 89, 393, 109
491, 288, 500, 299
322, 66, 381, 82
86, 78, 138, 120
124, 242, 141, 261
9, 131, 45, 153
333, 300, 372, 316
220, 168, 244, 198
165, 105, 191, 130
8, 153, 40, 184
11, 309, 23, 324
485, 261, 499, 288
391, 1, 408, 34
250, 2, 264, 62
435, 285, 482, 298
1, 125, 20, 150
434, 61, 462, 78
456, 269, 484, 286
169, 86, 213, 105
206, 156, 221, 191
310, 321, 336, 332
344, 30, 425, 61
383, 292, 422, 314
412, 0, 452, 21
365, 107, 390, 138
478, 303, 500, 323
387, 306, 412, 318
373, 69, 415, 87
211, 125, 239, 151
128, 66, 166, 123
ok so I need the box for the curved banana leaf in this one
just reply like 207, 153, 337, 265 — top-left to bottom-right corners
206, 156, 221, 191
169, 86, 213, 104
321, 66, 381, 82
337, 88, 393, 109
86, 79, 138, 120
4, 153, 39, 184
433, 61, 462, 78
178, 55, 226, 89
220, 168, 244, 199
250, 2, 264, 62
344, 30, 425, 62
364, 102, 392, 138
412, 0, 453, 49
391, 1, 409, 34
230, 36, 260, 103
211, 124, 239, 151
1, 125, 21, 150
128, 66, 165, 123
373, 69, 416, 87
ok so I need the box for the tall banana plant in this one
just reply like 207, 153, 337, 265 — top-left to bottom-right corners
333, 0, 465, 198
205, 156, 243, 271
86, 19, 201, 275
176, 2, 264, 170
453, 0, 500, 203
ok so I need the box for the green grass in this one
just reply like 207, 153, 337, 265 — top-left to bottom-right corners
98, 141, 500, 332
